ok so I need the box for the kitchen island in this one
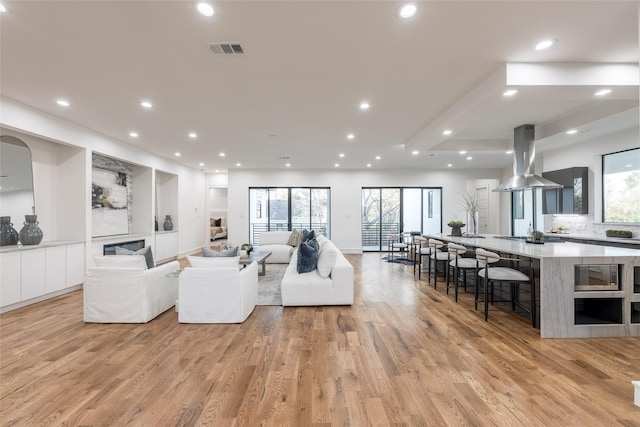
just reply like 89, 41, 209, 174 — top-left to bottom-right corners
424, 233, 640, 338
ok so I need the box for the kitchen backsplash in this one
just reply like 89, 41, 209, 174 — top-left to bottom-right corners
543, 214, 639, 237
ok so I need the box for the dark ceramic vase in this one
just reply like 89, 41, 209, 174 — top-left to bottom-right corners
0, 216, 20, 246
19, 214, 43, 245
163, 215, 173, 231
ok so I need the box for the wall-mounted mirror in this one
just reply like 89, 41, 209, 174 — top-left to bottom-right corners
0, 135, 35, 221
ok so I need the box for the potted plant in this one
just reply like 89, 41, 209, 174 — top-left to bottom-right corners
459, 191, 480, 236
605, 230, 632, 238
447, 220, 465, 237
531, 230, 545, 243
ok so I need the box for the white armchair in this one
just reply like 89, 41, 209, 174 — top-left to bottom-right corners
178, 261, 258, 323
84, 255, 180, 323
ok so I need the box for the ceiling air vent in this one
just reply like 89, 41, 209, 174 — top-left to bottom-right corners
207, 42, 245, 55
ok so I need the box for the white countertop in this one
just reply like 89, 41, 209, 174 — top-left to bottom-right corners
423, 234, 640, 259
0, 240, 85, 253
544, 232, 639, 245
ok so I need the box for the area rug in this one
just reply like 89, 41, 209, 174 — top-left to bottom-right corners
382, 256, 416, 266
257, 264, 287, 305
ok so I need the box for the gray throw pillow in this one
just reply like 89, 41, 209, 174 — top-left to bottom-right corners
202, 246, 238, 257
115, 246, 154, 269
296, 240, 319, 274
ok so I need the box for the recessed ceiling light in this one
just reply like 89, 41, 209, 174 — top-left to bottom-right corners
334, 163, 340, 167
285, 163, 291, 167
375, 155, 381, 160
339, 153, 345, 158
215, 169, 220, 173
189, 132, 197, 139
535, 39, 555, 50
506, 150, 513, 154
0, 4, 6, 13
566, 129, 578, 135
174, 152, 181, 157
447, 164, 452, 167
625, 164, 632, 168
236, 163, 242, 167
359, 102, 370, 110
366, 163, 372, 167
140, 101, 153, 108
199, 162, 204, 167
56, 99, 70, 107
459, 150, 467, 155
595, 89, 612, 96
347, 133, 355, 140
129, 132, 139, 138
398, 4, 417, 18
503, 89, 518, 97
411, 150, 419, 155
442, 130, 452, 136
219, 152, 226, 157
466, 156, 472, 160
197, 3, 214, 17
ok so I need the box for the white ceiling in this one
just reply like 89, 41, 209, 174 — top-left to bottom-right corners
1, 1, 638, 172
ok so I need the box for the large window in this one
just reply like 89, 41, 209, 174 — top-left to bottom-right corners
249, 187, 330, 244
603, 148, 640, 223
361, 187, 442, 251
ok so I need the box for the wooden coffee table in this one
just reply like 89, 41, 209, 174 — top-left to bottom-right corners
239, 251, 272, 276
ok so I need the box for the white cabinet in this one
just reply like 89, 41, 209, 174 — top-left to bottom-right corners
1, 251, 21, 306
1, 242, 85, 312
155, 231, 178, 262
21, 248, 46, 300
45, 246, 67, 293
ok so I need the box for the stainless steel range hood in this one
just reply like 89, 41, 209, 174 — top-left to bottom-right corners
493, 124, 563, 192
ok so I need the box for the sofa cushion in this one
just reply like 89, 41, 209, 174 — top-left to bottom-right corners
287, 229, 302, 247
316, 245, 338, 278
94, 254, 148, 269
202, 246, 238, 257
302, 229, 315, 243
188, 255, 240, 269
115, 246, 154, 269
297, 240, 319, 274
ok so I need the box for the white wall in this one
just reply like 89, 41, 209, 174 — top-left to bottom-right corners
0, 96, 207, 257
227, 168, 502, 252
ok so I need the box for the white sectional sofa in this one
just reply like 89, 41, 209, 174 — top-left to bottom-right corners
257, 231, 295, 263
280, 233, 354, 306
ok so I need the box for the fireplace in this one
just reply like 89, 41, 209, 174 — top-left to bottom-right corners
103, 239, 145, 255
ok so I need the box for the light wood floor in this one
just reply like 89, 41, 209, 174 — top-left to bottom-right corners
2, 253, 639, 426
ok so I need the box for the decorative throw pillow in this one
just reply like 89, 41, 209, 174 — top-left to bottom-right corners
93, 254, 148, 269
297, 240, 319, 274
302, 229, 315, 243
210, 218, 215, 227
214, 218, 222, 227
316, 245, 338, 278
287, 229, 302, 247
188, 255, 240, 268
202, 246, 238, 257
115, 246, 154, 269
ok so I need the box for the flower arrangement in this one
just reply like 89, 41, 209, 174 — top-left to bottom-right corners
241, 243, 253, 253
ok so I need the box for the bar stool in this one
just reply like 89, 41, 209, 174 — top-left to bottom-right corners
474, 248, 536, 327
428, 239, 453, 289
387, 234, 408, 261
446, 243, 480, 302
411, 236, 430, 278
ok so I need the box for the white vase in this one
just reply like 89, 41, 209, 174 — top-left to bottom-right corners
467, 211, 479, 236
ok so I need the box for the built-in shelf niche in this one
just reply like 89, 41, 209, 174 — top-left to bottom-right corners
1, 128, 86, 242
155, 170, 178, 232
92, 152, 153, 237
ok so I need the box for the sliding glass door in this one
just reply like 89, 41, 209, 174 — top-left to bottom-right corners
249, 187, 330, 245
361, 187, 442, 251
